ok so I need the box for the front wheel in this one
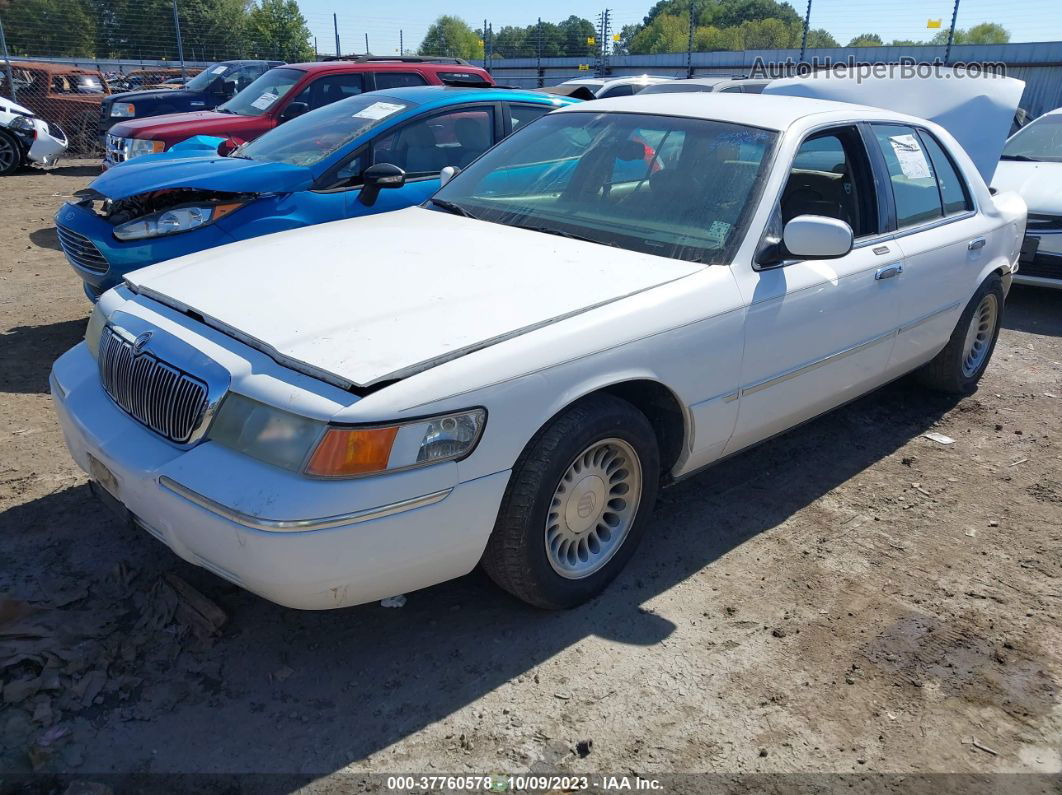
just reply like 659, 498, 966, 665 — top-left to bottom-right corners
0, 130, 22, 176
916, 273, 1004, 394
481, 394, 660, 609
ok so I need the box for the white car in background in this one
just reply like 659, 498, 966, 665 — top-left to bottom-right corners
640, 76, 772, 95
52, 77, 1026, 611
558, 75, 673, 99
0, 97, 68, 176
991, 107, 1062, 288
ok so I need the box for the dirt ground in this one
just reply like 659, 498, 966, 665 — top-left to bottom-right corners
1, 161, 1060, 788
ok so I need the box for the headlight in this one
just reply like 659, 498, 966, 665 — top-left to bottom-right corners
125, 138, 164, 159
9, 115, 35, 134
85, 302, 107, 359
113, 201, 244, 241
208, 397, 486, 478
110, 102, 135, 118
208, 394, 325, 472
305, 409, 487, 477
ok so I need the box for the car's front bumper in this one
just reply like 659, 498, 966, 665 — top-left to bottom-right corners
54, 200, 234, 299
1014, 230, 1062, 289
50, 343, 509, 609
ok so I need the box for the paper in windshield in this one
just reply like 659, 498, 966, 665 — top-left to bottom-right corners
353, 101, 406, 120
211, 65, 228, 75
251, 92, 278, 110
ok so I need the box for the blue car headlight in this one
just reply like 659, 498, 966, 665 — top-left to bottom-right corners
113, 202, 245, 241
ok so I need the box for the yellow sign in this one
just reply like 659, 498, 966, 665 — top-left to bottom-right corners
587, 36, 596, 45
577, 64, 591, 71
612, 33, 621, 42
927, 18, 942, 28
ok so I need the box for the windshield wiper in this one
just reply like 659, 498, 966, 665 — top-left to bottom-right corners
1000, 154, 1039, 161
428, 198, 480, 220
515, 224, 618, 248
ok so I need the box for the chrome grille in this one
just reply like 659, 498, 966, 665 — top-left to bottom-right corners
98, 328, 209, 443
56, 223, 109, 274
105, 133, 127, 164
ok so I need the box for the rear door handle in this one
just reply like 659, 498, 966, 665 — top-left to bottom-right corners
968, 238, 987, 251
875, 263, 903, 280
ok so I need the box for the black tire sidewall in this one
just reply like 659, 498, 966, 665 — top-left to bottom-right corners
503, 397, 660, 609
952, 275, 1005, 391
0, 130, 22, 176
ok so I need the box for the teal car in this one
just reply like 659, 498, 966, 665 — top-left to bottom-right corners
56, 86, 577, 300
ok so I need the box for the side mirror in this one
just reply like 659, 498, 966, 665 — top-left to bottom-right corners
781, 215, 853, 260
439, 165, 460, 187
279, 101, 308, 122
358, 163, 406, 206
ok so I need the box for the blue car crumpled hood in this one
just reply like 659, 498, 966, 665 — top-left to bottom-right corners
91, 154, 315, 199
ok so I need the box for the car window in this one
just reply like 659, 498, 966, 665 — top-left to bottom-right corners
872, 124, 943, 229
782, 127, 877, 238
219, 67, 303, 117
431, 111, 777, 265
374, 72, 428, 89
600, 84, 635, 99
373, 107, 494, 176
239, 93, 414, 167
509, 104, 550, 131
1001, 113, 1062, 163
917, 130, 972, 215
294, 73, 366, 111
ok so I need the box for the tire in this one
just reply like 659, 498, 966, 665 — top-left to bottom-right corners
0, 129, 22, 176
481, 394, 661, 609
916, 273, 1004, 394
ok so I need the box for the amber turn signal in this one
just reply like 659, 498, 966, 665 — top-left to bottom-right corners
305, 426, 399, 477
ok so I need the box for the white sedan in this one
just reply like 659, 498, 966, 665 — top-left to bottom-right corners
992, 107, 1062, 288
52, 89, 1026, 610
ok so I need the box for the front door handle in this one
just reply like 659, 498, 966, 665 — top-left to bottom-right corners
875, 263, 903, 280
968, 237, 987, 251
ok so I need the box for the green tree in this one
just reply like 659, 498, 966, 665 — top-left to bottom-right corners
246, 0, 312, 61
418, 15, 483, 60
1, 0, 96, 57
644, 0, 800, 28
740, 18, 801, 49
804, 28, 839, 48
556, 15, 597, 57
847, 33, 883, 47
629, 13, 688, 54
930, 23, 1009, 45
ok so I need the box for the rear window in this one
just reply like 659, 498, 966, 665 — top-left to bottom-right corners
437, 71, 490, 85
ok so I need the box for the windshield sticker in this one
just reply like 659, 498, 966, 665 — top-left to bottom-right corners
706, 220, 731, 246
211, 65, 229, 75
889, 134, 932, 179
250, 92, 278, 110
353, 101, 406, 120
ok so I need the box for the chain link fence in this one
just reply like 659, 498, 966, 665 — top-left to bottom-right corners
1, 1, 1052, 155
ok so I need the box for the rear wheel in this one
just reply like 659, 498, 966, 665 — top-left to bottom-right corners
0, 130, 22, 176
481, 394, 660, 609
917, 274, 1004, 394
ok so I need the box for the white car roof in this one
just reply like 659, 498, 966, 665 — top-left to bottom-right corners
552, 91, 885, 131
562, 75, 672, 86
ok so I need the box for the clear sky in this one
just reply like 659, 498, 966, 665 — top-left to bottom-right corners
297, 0, 1061, 57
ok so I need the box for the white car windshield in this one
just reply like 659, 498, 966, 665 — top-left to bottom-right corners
1002, 114, 1062, 163
430, 111, 777, 264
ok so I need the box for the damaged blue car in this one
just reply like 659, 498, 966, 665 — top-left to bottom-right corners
56, 85, 575, 300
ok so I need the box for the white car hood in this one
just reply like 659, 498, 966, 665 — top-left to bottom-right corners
991, 160, 1062, 215
765, 70, 1025, 184
126, 207, 702, 389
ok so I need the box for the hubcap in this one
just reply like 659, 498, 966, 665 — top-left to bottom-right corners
961, 293, 998, 378
545, 438, 642, 580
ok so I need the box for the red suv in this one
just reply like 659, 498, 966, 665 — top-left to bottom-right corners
103, 56, 493, 167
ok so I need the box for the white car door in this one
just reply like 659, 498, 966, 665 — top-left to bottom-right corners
866, 123, 990, 374
726, 124, 902, 455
